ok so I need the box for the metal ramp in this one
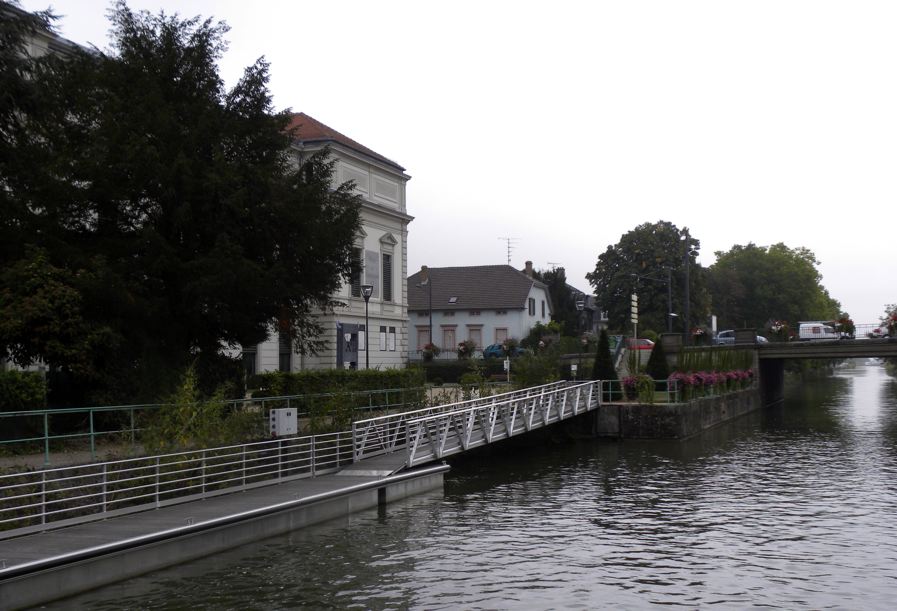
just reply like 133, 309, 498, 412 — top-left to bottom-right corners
335, 452, 408, 477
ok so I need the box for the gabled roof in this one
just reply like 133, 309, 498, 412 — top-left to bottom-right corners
287, 112, 405, 172
407, 265, 550, 312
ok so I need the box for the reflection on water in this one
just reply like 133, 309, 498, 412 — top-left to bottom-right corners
51, 362, 897, 610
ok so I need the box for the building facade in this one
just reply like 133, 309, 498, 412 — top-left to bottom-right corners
245, 114, 412, 374
406, 262, 552, 359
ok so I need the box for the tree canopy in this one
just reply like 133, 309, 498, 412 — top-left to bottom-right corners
0, 2, 361, 403
707, 243, 840, 330
586, 220, 710, 334
532, 266, 581, 336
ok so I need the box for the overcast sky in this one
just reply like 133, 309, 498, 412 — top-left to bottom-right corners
21, 0, 896, 324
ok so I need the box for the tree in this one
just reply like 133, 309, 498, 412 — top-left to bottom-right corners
707, 243, 840, 330
644, 338, 669, 381
532, 266, 580, 336
0, 3, 362, 403
591, 328, 617, 382
586, 221, 710, 334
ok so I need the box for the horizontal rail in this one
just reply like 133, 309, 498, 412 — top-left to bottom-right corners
404, 381, 599, 468
0, 432, 354, 536
351, 381, 570, 462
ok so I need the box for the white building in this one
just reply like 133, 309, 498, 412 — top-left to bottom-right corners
406, 261, 552, 359
244, 113, 412, 374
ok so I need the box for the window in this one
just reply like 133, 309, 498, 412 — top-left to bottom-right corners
417, 328, 430, 349
470, 311, 481, 316
468, 327, 482, 348
278, 332, 291, 372
495, 310, 507, 315
495, 328, 508, 344
350, 247, 362, 297
358, 324, 365, 351
528, 298, 535, 316
379, 325, 387, 351
541, 300, 546, 318
382, 253, 393, 302
443, 327, 456, 351
388, 327, 396, 351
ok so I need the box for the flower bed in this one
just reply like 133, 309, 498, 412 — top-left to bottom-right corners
668, 368, 753, 401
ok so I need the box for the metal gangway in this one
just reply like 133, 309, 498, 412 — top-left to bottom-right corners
353, 380, 600, 468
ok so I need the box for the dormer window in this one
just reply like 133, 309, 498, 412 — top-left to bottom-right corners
448, 296, 458, 304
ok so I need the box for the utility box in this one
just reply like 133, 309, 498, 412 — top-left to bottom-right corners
269, 408, 297, 437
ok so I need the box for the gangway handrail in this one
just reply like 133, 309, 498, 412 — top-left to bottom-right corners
351, 381, 569, 461
403, 380, 600, 468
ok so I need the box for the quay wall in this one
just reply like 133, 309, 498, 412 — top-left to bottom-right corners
594, 387, 762, 439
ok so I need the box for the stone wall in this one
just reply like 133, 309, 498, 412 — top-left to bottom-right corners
594, 387, 761, 439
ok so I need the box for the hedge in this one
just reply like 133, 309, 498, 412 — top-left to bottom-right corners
250, 368, 426, 398
420, 359, 507, 385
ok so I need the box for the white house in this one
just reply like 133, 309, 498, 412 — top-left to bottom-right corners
406, 261, 552, 359
244, 113, 412, 374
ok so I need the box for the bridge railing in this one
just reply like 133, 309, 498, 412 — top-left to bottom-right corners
351, 381, 570, 462
404, 381, 599, 467
0, 431, 354, 538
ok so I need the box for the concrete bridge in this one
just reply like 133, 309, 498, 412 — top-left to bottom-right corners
673, 335, 897, 405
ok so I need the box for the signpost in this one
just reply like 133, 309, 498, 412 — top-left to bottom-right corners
631, 293, 639, 341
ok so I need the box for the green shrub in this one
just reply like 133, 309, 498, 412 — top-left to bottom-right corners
0, 371, 47, 411
644, 339, 669, 380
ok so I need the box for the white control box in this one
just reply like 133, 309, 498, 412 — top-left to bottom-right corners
269, 408, 297, 437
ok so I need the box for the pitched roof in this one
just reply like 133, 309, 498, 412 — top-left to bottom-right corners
287, 112, 405, 172
407, 265, 549, 312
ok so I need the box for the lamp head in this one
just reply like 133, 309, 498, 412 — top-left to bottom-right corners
361, 284, 373, 301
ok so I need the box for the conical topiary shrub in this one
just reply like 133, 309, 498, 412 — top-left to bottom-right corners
592, 329, 619, 400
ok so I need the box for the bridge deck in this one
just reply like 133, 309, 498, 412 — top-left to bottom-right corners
757, 338, 897, 359
0, 455, 406, 576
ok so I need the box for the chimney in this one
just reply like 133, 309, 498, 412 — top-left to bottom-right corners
524, 261, 533, 278
420, 265, 429, 282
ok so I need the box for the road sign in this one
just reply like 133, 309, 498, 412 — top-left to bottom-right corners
631, 293, 638, 323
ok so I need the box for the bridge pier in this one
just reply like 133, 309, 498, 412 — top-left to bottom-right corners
759, 358, 785, 406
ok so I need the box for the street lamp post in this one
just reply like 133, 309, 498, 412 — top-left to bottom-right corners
361, 284, 373, 369
575, 299, 585, 381
416, 275, 433, 350
682, 230, 691, 345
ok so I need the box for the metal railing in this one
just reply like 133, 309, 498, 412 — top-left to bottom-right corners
0, 431, 353, 537
405, 381, 598, 467
0, 387, 425, 465
352, 381, 570, 461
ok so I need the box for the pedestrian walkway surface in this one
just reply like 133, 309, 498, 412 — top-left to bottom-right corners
0, 452, 408, 570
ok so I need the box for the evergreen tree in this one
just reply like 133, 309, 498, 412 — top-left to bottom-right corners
644, 338, 669, 381
591, 329, 617, 381
0, 3, 361, 402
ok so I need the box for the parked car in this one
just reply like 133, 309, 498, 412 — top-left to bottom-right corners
482, 343, 526, 358
626, 338, 655, 351
714, 330, 736, 345
714, 330, 768, 345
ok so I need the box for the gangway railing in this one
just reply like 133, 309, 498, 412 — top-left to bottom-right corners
405, 381, 599, 467
0, 431, 353, 537
351, 381, 570, 462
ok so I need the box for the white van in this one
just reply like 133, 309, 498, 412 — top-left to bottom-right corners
798, 322, 839, 340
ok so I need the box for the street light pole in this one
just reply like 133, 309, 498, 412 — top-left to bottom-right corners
416, 273, 433, 351
683, 230, 691, 345
361, 284, 373, 369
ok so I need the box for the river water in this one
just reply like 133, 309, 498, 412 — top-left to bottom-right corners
49, 361, 897, 610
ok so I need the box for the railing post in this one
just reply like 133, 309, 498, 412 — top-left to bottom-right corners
43, 413, 50, 467
311, 435, 316, 477
155, 457, 161, 509
102, 464, 107, 514
89, 409, 96, 461
278, 439, 283, 481
130, 407, 136, 447
242, 446, 247, 488
41, 471, 47, 525
201, 450, 206, 497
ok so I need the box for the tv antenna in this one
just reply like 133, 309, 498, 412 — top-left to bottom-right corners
497, 237, 518, 265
